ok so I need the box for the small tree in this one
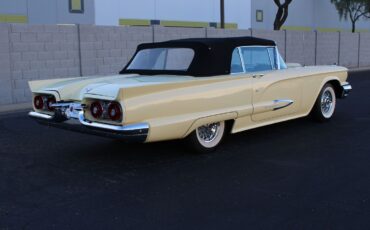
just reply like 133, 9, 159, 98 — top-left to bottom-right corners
273, 0, 294, 30
330, 0, 370, 32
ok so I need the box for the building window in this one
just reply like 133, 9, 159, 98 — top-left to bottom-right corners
69, 0, 84, 13
256, 10, 263, 22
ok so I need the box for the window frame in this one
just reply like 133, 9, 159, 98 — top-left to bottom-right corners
69, 0, 84, 14
267, 47, 278, 70
230, 46, 282, 75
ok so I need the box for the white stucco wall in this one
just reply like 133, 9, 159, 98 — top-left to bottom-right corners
0, 0, 95, 24
0, 0, 27, 15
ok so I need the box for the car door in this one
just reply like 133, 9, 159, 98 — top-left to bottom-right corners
239, 46, 302, 122
230, 47, 255, 116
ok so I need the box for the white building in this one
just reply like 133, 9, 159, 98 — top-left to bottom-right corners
95, 0, 251, 29
0, 0, 252, 29
0, 0, 368, 31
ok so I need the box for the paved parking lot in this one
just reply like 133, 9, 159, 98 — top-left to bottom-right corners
1, 70, 370, 229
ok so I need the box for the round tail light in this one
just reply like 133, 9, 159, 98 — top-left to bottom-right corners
108, 102, 122, 121
46, 97, 56, 111
34, 96, 44, 110
90, 101, 103, 119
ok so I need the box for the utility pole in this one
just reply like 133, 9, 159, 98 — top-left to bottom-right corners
220, 0, 225, 29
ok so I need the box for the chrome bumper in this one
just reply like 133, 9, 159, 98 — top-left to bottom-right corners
341, 83, 352, 98
29, 111, 149, 142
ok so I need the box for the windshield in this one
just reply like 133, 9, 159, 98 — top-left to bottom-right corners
127, 48, 195, 71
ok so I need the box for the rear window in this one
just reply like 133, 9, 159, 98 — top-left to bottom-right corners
127, 48, 194, 71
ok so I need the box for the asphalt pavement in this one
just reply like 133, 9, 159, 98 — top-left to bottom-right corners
1, 70, 370, 230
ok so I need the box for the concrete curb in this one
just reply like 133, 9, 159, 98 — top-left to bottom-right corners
0, 103, 31, 115
348, 67, 370, 73
0, 67, 369, 115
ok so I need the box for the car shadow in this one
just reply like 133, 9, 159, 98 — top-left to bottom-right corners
66, 116, 321, 166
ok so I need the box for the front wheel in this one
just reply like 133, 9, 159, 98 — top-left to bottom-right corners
311, 83, 337, 122
185, 121, 226, 153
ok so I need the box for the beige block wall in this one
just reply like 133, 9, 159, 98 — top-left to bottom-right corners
0, 23, 369, 107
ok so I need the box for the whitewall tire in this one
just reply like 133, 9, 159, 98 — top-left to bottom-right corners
312, 83, 337, 122
186, 121, 226, 153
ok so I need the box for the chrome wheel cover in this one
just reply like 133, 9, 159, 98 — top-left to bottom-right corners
196, 122, 225, 148
321, 87, 336, 118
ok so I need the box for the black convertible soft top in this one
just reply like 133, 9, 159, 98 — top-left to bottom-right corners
120, 36, 276, 77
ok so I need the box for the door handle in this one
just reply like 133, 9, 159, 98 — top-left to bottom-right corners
252, 74, 264, 79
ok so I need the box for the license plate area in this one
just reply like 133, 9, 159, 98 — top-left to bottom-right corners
51, 102, 83, 120
65, 103, 83, 119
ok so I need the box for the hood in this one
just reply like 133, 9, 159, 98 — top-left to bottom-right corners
30, 74, 195, 101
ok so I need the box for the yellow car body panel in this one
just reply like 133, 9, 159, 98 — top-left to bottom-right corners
29, 65, 348, 143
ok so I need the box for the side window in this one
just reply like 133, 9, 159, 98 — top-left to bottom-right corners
240, 47, 273, 73
230, 48, 244, 74
279, 54, 287, 69
165, 48, 194, 70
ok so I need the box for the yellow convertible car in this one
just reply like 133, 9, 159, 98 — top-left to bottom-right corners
29, 37, 352, 152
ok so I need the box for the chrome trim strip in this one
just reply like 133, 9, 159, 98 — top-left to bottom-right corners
342, 84, 352, 91
276, 47, 281, 70
267, 48, 274, 69
238, 45, 277, 49
230, 72, 245, 75
50, 103, 75, 108
78, 112, 148, 134
28, 111, 149, 142
50, 102, 86, 110
237, 47, 246, 73
29, 111, 53, 120
272, 99, 294, 111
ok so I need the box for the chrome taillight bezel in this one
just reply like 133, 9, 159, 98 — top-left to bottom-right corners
33, 95, 44, 110
107, 101, 123, 121
33, 94, 56, 112
90, 101, 104, 119
46, 97, 56, 111
87, 100, 123, 123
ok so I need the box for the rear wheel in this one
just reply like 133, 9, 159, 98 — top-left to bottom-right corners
185, 121, 226, 153
312, 83, 337, 122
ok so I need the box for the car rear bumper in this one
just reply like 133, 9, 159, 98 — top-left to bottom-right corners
29, 111, 149, 142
